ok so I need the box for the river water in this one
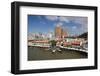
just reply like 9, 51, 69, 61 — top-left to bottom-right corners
28, 46, 87, 61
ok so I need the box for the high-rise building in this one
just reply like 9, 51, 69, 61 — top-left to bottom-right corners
62, 29, 67, 38
55, 25, 62, 39
55, 25, 67, 40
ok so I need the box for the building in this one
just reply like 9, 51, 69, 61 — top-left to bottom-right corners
28, 39, 50, 47
55, 25, 67, 40
28, 33, 35, 40
62, 28, 67, 38
55, 25, 62, 39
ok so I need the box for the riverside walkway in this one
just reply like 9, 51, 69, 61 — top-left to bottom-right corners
28, 42, 87, 53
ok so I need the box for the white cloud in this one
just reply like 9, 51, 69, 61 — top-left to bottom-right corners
68, 17, 88, 33
45, 16, 70, 23
40, 21, 46, 24
55, 22, 63, 27
72, 26, 77, 29
45, 16, 58, 21
75, 17, 88, 33
45, 15, 88, 35
59, 17, 70, 23
73, 17, 87, 24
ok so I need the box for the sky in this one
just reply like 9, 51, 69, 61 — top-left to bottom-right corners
28, 15, 88, 36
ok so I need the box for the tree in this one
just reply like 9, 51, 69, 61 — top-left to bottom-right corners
49, 40, 57, 47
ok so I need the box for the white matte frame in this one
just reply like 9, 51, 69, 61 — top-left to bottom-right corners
20, 6, 95, 70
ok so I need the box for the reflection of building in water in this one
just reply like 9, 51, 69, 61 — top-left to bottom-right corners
55, 25, 67, 40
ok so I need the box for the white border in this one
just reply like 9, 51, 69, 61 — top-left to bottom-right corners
20, 6, 95, 70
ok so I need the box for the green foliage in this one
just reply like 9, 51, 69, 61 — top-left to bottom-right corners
49, 40, 57, 47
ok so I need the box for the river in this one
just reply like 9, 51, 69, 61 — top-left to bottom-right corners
28, 46, 87, 61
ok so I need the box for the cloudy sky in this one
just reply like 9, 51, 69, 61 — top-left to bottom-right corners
28, 15, 88, 36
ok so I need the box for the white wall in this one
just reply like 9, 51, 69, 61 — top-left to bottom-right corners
0, 0, 99, 76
